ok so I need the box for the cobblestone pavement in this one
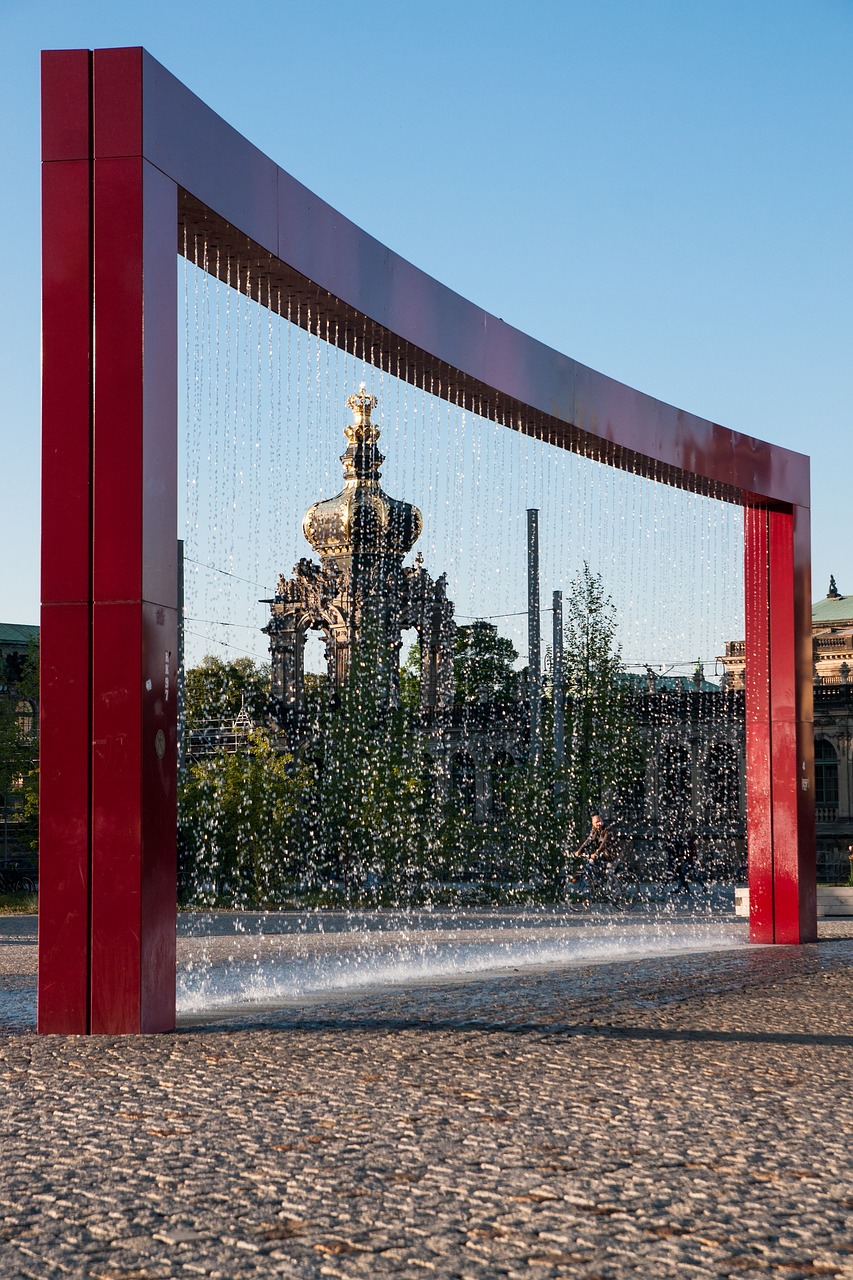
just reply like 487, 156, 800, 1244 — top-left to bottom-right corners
2, 915, 853, 1279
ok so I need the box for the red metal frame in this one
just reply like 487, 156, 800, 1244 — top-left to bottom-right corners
39, 47, 815, 1034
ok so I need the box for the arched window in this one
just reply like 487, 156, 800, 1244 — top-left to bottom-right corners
450, 752, 476, 814
815, 738, 839, 809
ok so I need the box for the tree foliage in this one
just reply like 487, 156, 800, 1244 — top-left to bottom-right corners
179, 729, 312, 906
183, 654, 271, 730
176, 569, 643, 906
561, 563, 643, 846
310, 613, 429, 899
0, 639, 39, 855
453, 622, 521, 705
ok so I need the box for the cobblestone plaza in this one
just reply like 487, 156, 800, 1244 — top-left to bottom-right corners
2, 914, 853, 1278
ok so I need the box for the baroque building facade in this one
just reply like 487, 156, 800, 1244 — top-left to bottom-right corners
263, 390, 531, 829
264, 388, 456, 733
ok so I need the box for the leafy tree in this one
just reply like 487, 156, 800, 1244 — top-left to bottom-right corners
183, 654, 271, 730
0, 700, 27, 798
453, 621, 521, 705
178, 729, 312, 906
399, 641, 422, 713
313, 610, 429, 901
0, 639, 39, 856
561, 563, 643, 847
397, 622, 573, 901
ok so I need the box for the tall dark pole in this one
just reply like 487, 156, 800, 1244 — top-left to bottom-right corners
527, 509, 541, 764
553, 590, 564, 802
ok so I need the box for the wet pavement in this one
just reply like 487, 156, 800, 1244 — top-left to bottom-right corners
2, 912, 853, 1278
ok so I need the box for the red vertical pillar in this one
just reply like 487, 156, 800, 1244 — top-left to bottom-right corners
744, 503, 816, 944
89, 49, 178, 1033
770, 505, 816, 942
38, 50, 94, 1033
39, 49, 178, 1034
744, 505, 773, 942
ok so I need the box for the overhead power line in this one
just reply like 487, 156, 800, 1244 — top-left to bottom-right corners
184, 629, 269, 662
186, 615, 262, 631
183, 554, 273, 593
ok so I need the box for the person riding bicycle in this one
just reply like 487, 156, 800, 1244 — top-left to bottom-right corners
568, 813, 619, 902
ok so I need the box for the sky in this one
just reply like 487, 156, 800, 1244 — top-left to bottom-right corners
2, 0, 851, 642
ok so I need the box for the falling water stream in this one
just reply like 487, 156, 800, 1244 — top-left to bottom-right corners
174, 240, 749, 1023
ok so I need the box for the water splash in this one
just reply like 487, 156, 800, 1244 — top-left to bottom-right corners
176, 908, 748, 1018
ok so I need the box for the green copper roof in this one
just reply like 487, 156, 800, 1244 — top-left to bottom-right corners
813, 589, 853, 625
0, 623, 39, 647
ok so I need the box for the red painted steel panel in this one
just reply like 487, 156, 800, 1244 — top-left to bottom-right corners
769, 507, 816, 943
745, 506, 817, 946
89, 601, 178, 1034
793, 505, 817, 941
91, 154, 178, 606
770, 718, 803, 944
41, 50, 90, 162
769, 510, 797, 723
37, 604, 91, 1034
90, 602, 143, 1034
91, 155, 144, 604
87, 58, 179, 1029
39, 51, 94, 1033
93, 47, 143, 158
125, 44, 810, 507
744, 506, 774, 943
141, 50, 279, 251
41, 159, 92, 605
795, 717, 818, 941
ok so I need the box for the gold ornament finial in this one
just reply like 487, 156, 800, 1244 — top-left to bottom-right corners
347, 383, 378, 427
302, 387, 423, 559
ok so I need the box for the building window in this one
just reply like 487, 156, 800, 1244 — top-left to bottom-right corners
658, 741, 692, 819
489, 752, 514, 816
15, 699, 35, 739
704, 742, 740, 827
450, 752, 476, 814
422, 754, 438, 813
815, 738, 839, 809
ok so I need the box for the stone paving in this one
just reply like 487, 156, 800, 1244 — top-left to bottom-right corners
2, 914, 853, 1279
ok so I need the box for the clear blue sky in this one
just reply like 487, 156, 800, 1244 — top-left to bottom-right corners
2, 0, 850, 629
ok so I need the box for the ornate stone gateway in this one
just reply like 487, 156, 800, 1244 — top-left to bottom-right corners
265, 389, 455, 732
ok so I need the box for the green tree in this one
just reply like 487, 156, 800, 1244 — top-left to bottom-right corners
178, 729, 312, 906
398, 622, 571, 902
453, 622, 521, 705
313, 611, 429, 902
399, 641, 422, 713
0, 639, 39, 856
562, 563, 643, 848
0, 700, 26, 798
183, 654, 271, 730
